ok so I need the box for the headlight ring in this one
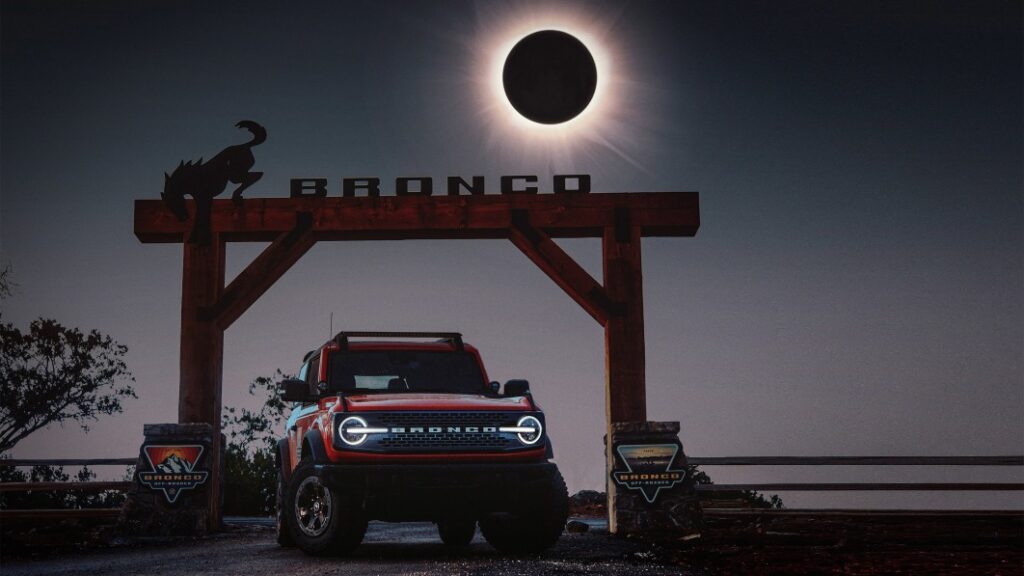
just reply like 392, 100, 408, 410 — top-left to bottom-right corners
513, 415, 542, 445
337, 416, 388, 446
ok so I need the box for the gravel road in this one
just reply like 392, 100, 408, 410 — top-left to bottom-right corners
1, 520, 688, 576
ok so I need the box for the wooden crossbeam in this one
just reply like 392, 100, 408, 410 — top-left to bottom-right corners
508, 212, 615, 326
134, 193, 699, 242
203, 213, 316, 330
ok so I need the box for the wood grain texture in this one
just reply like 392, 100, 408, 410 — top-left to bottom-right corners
135, 193, 700, 242
0, 481, 131, 493
0, 458, 136, 466
508, 219, 611, 325
0, 509, 122, 520
178, 236, 225, 531
206, 216, 316, 330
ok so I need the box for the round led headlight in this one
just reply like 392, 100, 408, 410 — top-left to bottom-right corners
338, 416, 370, 446
515, 415, 542, 445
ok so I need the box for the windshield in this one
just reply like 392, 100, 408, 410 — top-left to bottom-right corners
328, 350, 487, 394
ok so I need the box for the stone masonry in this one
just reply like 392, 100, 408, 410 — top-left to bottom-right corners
608, 421, 702, 537
118, 423, 221, 536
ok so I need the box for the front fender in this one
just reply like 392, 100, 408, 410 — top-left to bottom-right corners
302, 429, 329, 464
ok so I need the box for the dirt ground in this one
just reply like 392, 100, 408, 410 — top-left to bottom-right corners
2, 515, 1021, 576
2, 521, 685, 576
667, 512, 1024, 576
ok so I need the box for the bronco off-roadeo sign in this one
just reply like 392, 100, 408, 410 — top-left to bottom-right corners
289, 174, 592, 197
138, 444, 210, 504
611, 443, 687, 504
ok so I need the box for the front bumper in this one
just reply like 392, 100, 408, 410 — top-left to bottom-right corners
315, 461, 558, 521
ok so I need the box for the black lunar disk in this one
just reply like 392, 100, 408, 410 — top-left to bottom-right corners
502, 30, 598, 124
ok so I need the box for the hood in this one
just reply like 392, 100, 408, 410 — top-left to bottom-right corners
342, 393, 533, 412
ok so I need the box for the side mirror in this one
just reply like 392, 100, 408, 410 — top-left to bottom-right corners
504, 379, 530, 397
487, 381, 500, 394
279, 378, 309, 402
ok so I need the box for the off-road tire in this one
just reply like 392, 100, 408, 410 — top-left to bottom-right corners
285, 456, 367, 556
276, 467, 295, 547
480, 467, 568, 554
438, 519, 476, 546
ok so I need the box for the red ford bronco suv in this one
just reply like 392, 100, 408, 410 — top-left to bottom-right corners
276, 332, 569, 555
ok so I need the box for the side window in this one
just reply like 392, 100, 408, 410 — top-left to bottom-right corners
306, 354, 320, 396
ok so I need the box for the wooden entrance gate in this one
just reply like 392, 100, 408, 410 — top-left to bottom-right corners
134, 191, 700, 529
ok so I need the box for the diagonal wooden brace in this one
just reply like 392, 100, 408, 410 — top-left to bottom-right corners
203, 212, 316, 330
508, 210, 617, 326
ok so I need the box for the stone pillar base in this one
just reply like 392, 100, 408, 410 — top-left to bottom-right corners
608, 421, 702, 537
118, 423, 219, 536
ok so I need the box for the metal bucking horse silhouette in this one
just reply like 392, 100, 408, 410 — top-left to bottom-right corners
161, 121, 265, 244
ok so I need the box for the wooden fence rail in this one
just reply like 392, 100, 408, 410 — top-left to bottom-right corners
0, 458, 137, 467
3, 456, 1022, 519
0, 509, 123, 520
705, 508, 1024, 517
693, 454, 1024, 516
698, 483, 1024, 492
0, 481, 132, 493
689, 456, 1024, 466
0, 457, 136, 522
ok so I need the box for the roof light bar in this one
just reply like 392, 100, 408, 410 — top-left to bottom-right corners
332, 331, 464, 351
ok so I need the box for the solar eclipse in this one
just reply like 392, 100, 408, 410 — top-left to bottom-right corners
502, 30, 598, 124
471, 4, 647, 171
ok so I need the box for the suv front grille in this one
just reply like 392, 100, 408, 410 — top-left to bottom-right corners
335, 411, 539, 453
377, 432, 515, 450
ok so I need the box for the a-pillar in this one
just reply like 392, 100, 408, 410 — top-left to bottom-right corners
179, 235, 225, 531
602, 210, 646, 535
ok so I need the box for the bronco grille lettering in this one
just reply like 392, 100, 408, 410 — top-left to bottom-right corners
382, 425, 502, 434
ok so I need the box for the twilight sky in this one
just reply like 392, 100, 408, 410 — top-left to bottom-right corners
2, 0, 1021, 508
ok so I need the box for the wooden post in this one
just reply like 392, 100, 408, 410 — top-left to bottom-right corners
179, 235, 225, 530
603, 209, 646, 534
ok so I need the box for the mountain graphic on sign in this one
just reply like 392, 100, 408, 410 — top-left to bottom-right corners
143, 445, 203, 470
156, 454, 191, 473
139, 444, 209, 504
